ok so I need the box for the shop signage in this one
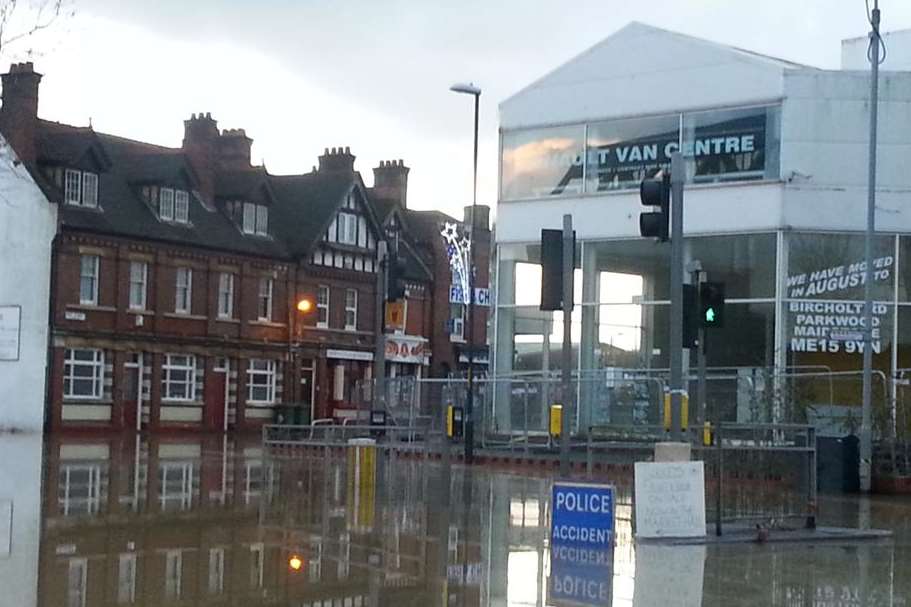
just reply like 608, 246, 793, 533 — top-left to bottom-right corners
385, 336, 428, 364
385, 301, 405, 331
326, 349, 374, 362
787, 255, 893, 354
0, 305, 21, 361
449, 286, 491, 306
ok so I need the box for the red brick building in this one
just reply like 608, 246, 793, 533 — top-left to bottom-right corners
0, 63, 489, 432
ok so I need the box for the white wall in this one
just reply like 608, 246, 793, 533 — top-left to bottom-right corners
500, 22, 788, 130
0, 434, 43, 607
0, 136, 56, 431
842, 29, 911, 71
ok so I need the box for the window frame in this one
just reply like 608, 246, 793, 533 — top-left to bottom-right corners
128, 261, 148, 311
174, 267, 192, 315
242, 202, 256, 234
63, 348, 104, 400
317, 285, 330, 328
174, 190, 190, 223
161, 354, 196, 402
344, 288, 358, 331
255, 204, 268, 236
79, 255, 99, 306
81, 172, 99, 208
160, 187, 175, 221
338, 212, 358, 245
247, 358, 277, 404
257, 277, 273, 321
217, 272, 234, 319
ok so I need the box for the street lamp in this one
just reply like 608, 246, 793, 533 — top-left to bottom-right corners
450, 81, 481, 463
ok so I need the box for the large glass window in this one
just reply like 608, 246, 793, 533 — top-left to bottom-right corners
129, 261, 147, 310
174, 267, 192, 314
159, 463, 197, 511
501, 125, 585, 200
217, 272, 234, 318
584, 113, 679, 192
682, 105, 780, 183
501, 105, 781, 201
258, 277, 273, 321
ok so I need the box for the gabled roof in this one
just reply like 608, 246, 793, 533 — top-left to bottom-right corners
36, 120, 112, 170
501, 21, 812, 129
268, 171, 359, 257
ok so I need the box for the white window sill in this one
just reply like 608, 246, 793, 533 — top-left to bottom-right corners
163, 312, 208, 320
247, 401, 276, 407
450, 337, 466, 343
216, 316, 240, 323
161, 400, 201, 406
128, 308, 155, 315
69, 303, 116, 312
251, 320, 286, 328
62, 396, 105, 402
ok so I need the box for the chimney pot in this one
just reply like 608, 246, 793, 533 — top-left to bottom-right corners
1, 62, 43, 163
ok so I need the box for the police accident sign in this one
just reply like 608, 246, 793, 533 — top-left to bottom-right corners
551, 482, 615, 548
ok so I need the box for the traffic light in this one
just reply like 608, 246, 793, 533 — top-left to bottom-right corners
639, 173, 670, 241
540, 228, 575, 311
700, 282, 725, 328
386, 254, 406, 301
683, 284, 698, 348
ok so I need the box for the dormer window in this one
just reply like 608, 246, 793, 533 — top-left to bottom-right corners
159, 188, 190, 224
64, 169, 98, 208
242, 202, 268, 236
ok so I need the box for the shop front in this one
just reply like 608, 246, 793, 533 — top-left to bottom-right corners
492, 23, 911, 434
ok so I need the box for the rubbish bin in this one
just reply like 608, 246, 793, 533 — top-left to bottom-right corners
817, 434, 860, 493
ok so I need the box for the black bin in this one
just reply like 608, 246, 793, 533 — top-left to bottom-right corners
817, 434, 860, 493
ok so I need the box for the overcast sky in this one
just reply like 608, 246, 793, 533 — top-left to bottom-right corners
6, 0, 911, 220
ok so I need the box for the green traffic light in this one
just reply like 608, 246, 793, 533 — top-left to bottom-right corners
705, 307, 716, 323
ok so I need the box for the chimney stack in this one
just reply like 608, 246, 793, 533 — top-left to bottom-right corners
0, 62, 42, 163
372, 159, 410, 208
217, 128, 252, 170
318, 146, 356, 173
182, 112, 219, 201
464, 204, 490, 231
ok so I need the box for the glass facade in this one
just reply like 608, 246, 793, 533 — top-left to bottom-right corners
492, 232, 908, 432
500, 104, 780, 201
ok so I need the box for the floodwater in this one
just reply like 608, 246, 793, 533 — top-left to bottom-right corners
0, 433, 908, 606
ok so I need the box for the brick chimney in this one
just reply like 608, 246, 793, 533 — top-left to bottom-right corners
372, 159, 409, 208
182, 112, 218, 200
0, 62, 42, 163
217, 128, 252, 170
318, 146, 356, 173
464, 204, 490, 232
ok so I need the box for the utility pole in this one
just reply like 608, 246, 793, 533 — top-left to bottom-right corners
374, 241, 388, 411
861, 0, 882, 493
559, 214, 574, 475
687, 262, 707, 424
669, 152, 685, 439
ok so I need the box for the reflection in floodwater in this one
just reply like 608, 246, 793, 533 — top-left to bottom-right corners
0, 434, 905, 606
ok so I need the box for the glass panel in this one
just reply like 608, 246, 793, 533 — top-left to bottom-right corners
681, 105, 780, 183
584, 113, 679, 192
686, 233, 777, 299
501, 125, 585, 200
787, 232, 894, 302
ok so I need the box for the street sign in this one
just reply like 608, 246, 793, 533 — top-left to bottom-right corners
551, 482, 614, 548
449, 286, 491, 306
634, 461, 706, 538
549, 482, 614, 606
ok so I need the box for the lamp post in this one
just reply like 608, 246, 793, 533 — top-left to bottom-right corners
450, 81, 481, 463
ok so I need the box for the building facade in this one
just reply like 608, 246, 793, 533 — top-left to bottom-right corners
0, 63, 489, 432
0, 64, 58, 432
492, 23, 911, 434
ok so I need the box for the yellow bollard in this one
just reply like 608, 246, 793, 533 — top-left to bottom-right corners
663, 392, 689, 432
549, 404, 563, 438
703, 421, 713, 446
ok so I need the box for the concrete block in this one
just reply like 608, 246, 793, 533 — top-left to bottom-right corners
654, 441, 691, 462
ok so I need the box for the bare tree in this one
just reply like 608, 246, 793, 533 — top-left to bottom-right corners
0, 0, 73, 60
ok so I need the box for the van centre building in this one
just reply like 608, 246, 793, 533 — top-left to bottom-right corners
491, 23, 911, 433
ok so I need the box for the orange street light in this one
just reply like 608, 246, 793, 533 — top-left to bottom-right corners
296, 298, 314, 313
289, 554, 304, 571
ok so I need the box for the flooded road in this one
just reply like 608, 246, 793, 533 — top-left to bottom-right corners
0, 433, 908, 606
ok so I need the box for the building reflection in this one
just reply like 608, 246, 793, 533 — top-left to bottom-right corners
34, 435, 907, 607
37, 435, 485, 607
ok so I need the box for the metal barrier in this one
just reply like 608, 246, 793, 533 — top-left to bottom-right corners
262, 423, 445, 456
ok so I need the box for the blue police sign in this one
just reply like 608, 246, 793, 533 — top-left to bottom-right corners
551, 482, 615, 549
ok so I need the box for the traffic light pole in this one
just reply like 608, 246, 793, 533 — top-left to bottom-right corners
695, 272, 707, 425
669, 152, 685, 440
374, 241, 388, 411
560, 213, 574, 475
